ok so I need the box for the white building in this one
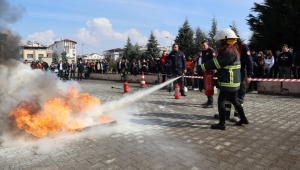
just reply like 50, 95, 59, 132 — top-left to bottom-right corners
83, 53, 105, 61
48, 39, 77, 61
103, 48, 124, 61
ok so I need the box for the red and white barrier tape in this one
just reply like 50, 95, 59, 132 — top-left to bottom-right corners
142, 73, 300, 82
249, 78, 300, 82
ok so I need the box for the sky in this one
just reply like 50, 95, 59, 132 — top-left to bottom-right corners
7, 0, 264, 55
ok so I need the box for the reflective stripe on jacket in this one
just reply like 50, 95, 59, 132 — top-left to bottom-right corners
199, 51, 241, 92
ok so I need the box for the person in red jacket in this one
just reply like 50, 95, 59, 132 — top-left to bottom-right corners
157, 51, 167, 84
185, 55, 195, 89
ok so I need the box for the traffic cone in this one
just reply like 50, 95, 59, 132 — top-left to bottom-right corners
140, 71, 146, 88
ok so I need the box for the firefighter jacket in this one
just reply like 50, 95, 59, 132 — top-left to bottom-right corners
198, 50, 241, 92
166, 50, 186, 71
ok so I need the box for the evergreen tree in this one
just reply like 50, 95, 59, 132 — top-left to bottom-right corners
208, 16, 219, 50
175, 18, 194, 57
247, 0, 300, 51
146, 31, 160, 58
61, 51, 67, 62
194, 27, 207, 54
123, 37, 135, 62
132, 43, 141, 60
52, 51, 59, 64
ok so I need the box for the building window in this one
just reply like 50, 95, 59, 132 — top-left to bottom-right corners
38, 54, 44, 58
72, 43, 75, 49
27, 54, 33, 58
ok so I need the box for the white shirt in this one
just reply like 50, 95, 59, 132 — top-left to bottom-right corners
59, 63, 63, 70
264, 56, 274, 68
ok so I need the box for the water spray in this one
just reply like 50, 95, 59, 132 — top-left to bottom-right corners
86, 76, 182, 119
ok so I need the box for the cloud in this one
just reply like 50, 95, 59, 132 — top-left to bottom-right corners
24, 30, 55, 46
75, 17, 175, 50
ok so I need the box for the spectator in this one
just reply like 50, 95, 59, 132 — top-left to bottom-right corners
91, 60, 96, 73
63, 60, 70, 80
42, 61, 49, 71
149, 57, 157, 74
131, 59, 138, 76
248, 58, 270, 93
50, 62, 55, 72
264, 50, 274, 78
141, 59, 148, 73
70, 60, 76, 80
278, 44, 293, 78
158, 51, 167, 84
85, 60, 91, 78
77, 60, 84, 81
273, 50, 280, 78
103, 59, 108, 73
58, 60, 64, 80
24, 60, 30, 66
289, 47, 298, 78
117, 59, 122, 73
185, 55, 194, 90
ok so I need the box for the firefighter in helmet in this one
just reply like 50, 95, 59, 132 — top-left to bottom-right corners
197, 28, 249, 130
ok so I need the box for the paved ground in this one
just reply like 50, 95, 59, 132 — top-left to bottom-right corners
1, 79, 300, 170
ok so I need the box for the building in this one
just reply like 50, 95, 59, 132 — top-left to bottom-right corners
83, 53, 105, 61
14, 41, 53, 63
48, 39, 77, 62
103, 48, 124, 61
139, 45, 168, 56
0, 33, 8, 62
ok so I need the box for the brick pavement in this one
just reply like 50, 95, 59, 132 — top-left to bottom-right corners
1, 79, 300, 170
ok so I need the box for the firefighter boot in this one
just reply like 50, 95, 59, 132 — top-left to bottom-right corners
211, 111, 226, 130
235, 109, 249, 126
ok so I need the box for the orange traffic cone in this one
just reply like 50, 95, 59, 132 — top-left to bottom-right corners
140, 72, 146, 88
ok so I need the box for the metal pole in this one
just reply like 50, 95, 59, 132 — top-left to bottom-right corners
166, 37, 172, 53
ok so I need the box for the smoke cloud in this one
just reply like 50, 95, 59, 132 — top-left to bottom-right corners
0, 0, 26, 60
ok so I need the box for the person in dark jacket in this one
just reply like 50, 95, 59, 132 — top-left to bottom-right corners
77, 60, 84, 80
200, 40, 215, 108
165, 43, 187, 96
295, 51, 300, 79
198, 28, 248, 130
278, 44, 293, 78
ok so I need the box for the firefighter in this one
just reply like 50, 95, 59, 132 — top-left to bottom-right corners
214, 29, 253, 122
201, 40, 216, 108
166, 43, 187, 96
197, 28, 249, 130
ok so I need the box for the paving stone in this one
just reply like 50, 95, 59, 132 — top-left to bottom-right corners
1, 80, 300, 170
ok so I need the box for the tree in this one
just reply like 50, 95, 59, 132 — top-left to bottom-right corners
61, 51, 67, 62
123, 37, 135, 62
194, 27, 207, 54
52, 51, 59, 64
146, 31, 160, 58
175, 18, 194, 57
132, 43, 141, 60
207, 16, 220, 51
247, 0, 300, 51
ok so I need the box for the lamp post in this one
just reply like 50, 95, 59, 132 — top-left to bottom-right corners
166, 36, 172, 53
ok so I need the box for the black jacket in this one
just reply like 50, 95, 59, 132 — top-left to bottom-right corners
238, 40, 253, 77
77, 62, 84, 72
198, 50, 241, 92
166, 50, 186, 71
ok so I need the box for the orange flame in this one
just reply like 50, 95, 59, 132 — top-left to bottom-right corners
9, 87, 101, 138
